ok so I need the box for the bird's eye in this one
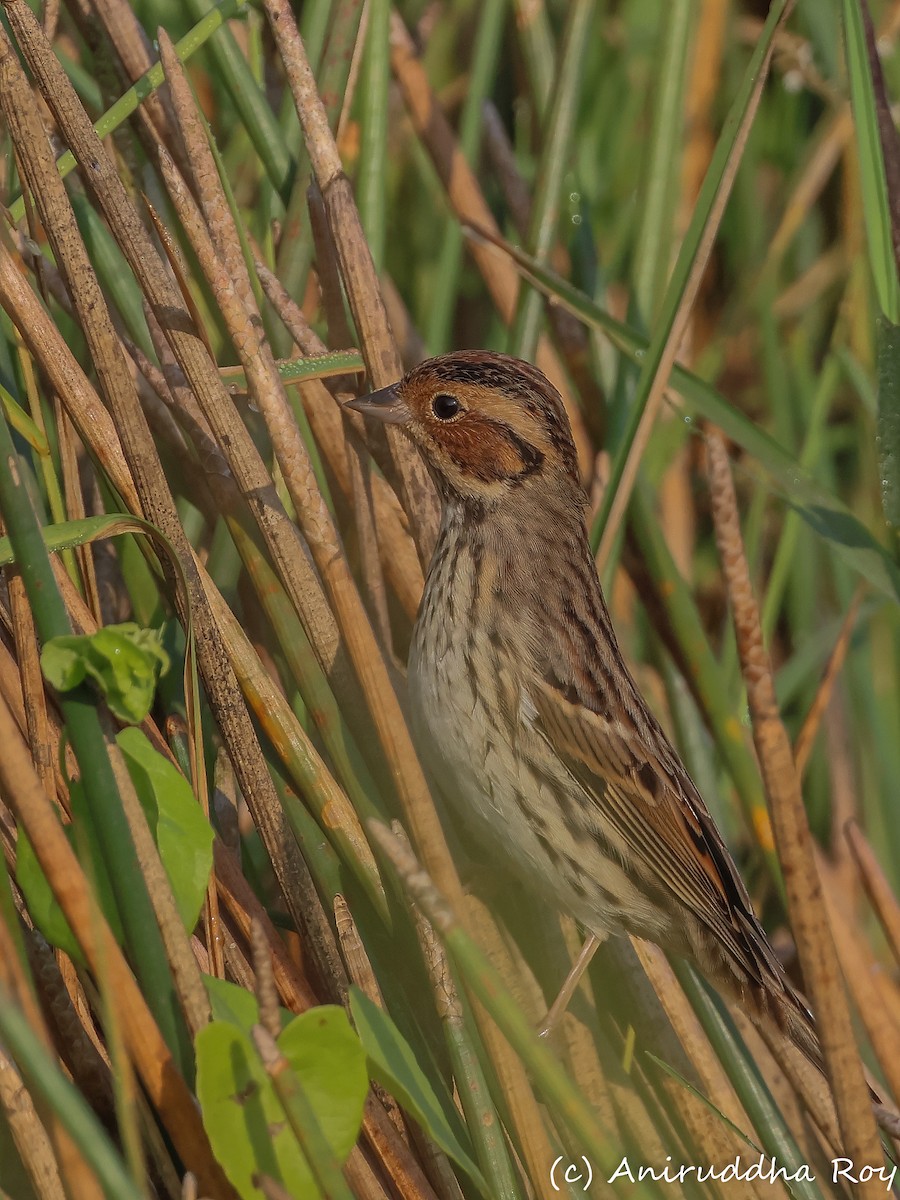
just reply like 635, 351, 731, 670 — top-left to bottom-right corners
431, 393, 461, 421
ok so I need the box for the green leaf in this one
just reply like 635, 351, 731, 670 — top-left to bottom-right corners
204, 975, 292, 1035
877, 316, 900, 532
117, 728, 213, 931
348, 988, 484, 1186
15, 824, 119, 963
196, 1008, 368, 1200
41, 622, 170, 724
17, 760, 126, 963
842, 0, 900, 322
17, 730, 211, 957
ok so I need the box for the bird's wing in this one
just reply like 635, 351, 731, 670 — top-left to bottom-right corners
529, 677, 782, 989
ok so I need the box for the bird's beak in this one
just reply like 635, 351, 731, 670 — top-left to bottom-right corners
343, 383, 411, 425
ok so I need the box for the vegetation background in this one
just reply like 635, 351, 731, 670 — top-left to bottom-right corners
0, 0, 899, 1196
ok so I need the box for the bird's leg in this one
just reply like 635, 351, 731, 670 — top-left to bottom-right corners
538, 932, 607, 1038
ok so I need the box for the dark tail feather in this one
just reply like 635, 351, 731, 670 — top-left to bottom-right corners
764, 981, 883, 1107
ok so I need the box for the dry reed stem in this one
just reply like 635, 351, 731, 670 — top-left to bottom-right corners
556, 918, 619, 1134
334, 896, 385, 1011
253, 260, 424, 620
5, 562, 54, 800
343, 1145, 394, 1200
822, 698, 858, 897
654, 1082, 744, 1200
154, 62, 415, 806
333, 897, 413, 1145
0, 1047, 69, 1200
0, 635, 73, 811
101, 712, 212, 1037
0, 693, 235, 1198
307, 190, 392, 648
381, 275, 428, 367
200, 578, 384, 902
730, 1010, 810, 1137
131, 320, 222, 469
359, 1094, 442, 1200
50, 382, 102, 621
250, 918, 281, 1043
462, 896, 563, 1200
0, 910, 98, 1199
0, 237, 140, 513
388, 13, 595, 481
87, 0, 188, 177
212, 841, 319, 1014
631, 942, 762, 1139
262, 0, 439, 563
794, 586, 864, 776
816, 849, 900, 1104
705, 430, 883, 1190
1, 0, 329, 967
150, 140, 354, 693
845, 821, 900, 972
753, 1022, 844, 1150
157, 30, 258, 325
0, 29, 215, 1035
25, 935, 112, 1109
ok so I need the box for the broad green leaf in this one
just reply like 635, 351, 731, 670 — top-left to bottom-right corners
118, 728, 213, 931
16, 822, 121, 963
348, 987, 484, 1187
41, 622, 169, 724
196, 1008, 368, 1200
18, 755, 127, 962
17, 730, 211, 957
877, 316, 900, 532
204, 975, 292, 1034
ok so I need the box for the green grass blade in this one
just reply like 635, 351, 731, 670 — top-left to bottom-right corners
426, 0, 507, 354
8, 0, 249, 225
473, 235, 900, 602
358, 0, 390, 272
841, 0, 900, 322
631, 0, 695, 323
590, 0, 792, 553
0, 466, 188, 1067
508, 0, 594, 362
0, 998, 141, 1200
671, 962, 827, 1200
184, 0, 295, 201
876, 316, 900, 539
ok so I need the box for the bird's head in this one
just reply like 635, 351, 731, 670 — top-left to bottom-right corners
345, 351, 582, 506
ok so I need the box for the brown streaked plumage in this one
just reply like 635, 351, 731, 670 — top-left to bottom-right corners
347, 350, 821, 1068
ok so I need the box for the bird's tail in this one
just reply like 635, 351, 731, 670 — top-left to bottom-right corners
778, 984, 823, 1074
758, 977, 883, 1107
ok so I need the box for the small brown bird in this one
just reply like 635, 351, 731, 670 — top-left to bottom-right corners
347, 350, 820, 1067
